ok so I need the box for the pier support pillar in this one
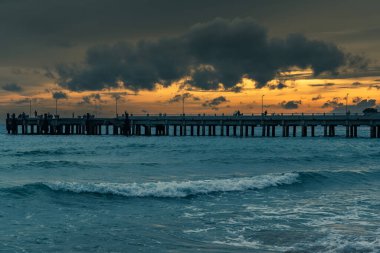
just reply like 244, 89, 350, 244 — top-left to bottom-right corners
377, 126, 380, 138
370, 126, 376, 138
293, 126, 297, 137
220, 125, 224, 136
191, 125, 194, 136
311, 126, 315, 137
266, 125, 270, 137
302, 126, 307, 137
262, 125, 266, 137
251, 126, 255, 137
240, 125, 243, 137
271, 126, 276, 137
233, 126, 237, 136
226, 126, 230, 136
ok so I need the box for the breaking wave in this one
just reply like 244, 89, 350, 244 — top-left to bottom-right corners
42, 173, 299, 198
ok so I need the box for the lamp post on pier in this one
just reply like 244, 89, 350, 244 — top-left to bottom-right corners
261, 94, 265, 116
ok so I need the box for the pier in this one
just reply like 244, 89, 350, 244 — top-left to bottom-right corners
5, 112, 380, 138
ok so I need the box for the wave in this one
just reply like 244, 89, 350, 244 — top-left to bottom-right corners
1, 170, 378, 199
41, 173, 299, 198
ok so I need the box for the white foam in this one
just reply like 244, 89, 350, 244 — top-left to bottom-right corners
43, 172, 299, 198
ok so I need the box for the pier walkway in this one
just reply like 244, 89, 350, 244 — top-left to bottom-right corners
5, 113, 380, 138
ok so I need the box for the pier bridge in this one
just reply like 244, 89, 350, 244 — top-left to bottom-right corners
5, 113, 380, 138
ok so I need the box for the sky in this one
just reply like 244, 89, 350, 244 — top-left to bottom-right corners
1, 0, 380, 119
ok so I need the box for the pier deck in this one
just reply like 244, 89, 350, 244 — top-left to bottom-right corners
5, 113, 380, 138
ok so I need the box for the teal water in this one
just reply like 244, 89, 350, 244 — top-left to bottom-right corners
0, 125, 379, 252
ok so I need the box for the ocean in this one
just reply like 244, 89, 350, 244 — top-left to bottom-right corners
0, 125, 379, 252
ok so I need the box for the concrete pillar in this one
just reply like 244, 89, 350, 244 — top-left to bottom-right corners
282, 126, 286, 137
293, 126, 297, 137
245, 125, 249, 137
346, 126, 350, 138
286, 126, 290, 137
266, 125, 270, 137
251, 126, 255, 137
220, 125, 224, 136
240, 125, 243, 137
173, 125, 177, 136
311, 126, 315, 137
324, 125, 328, 137
262, 125, 266, 137
370, 126, 376, 138
226, 125, 230, 136
354, 126, 358, 137
202, 124, 206, 136
197, 125, 200, 136
301, 126, 307, 137
377, 126, 380, 138
191, 125, 194, 136
233, 126, 237, 136
271, 126, 275, 137
350, 126, 354, 138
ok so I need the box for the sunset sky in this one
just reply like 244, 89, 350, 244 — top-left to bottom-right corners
1, 0, 380, 119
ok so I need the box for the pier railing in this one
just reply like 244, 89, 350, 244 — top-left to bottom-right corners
5, 112, 380, 138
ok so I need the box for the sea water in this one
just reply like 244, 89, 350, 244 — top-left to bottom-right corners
0, 125, 379, 252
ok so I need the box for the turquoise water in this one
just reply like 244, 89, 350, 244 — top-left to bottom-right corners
0, 125, 379, 252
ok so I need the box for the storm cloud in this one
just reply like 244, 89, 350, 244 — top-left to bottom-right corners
331, 98, 377, 113
322, 97, 344, 109
168, 93, 200, 103
52, 91, 68, 100
202, 96, 229, 110
78, 93, 103, 105
280, 100, 302, 110
2, 83, 23, 92
56, 18, 364, 92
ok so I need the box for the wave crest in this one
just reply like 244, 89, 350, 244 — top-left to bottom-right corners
44, 173, 299, 198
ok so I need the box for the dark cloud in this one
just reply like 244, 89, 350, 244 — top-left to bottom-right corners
202, 96, 229, 110
268, 82, 288, 90
56, 18, 364, 92
312, 94, 323, 101
331, 99, 377, 113
78, 93, 103, 105
280, 100, 302, 110
2, 83, 23, 92
352, 96, 362, 103
322, 97, 344, 108
12, 97, 43, 105
352, 81, 362, 86
52, 91, 68, 100
309, 82, 335, 87
370, 84, 380, 89
227, 86, 243, 93
168, 93, 200, 103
